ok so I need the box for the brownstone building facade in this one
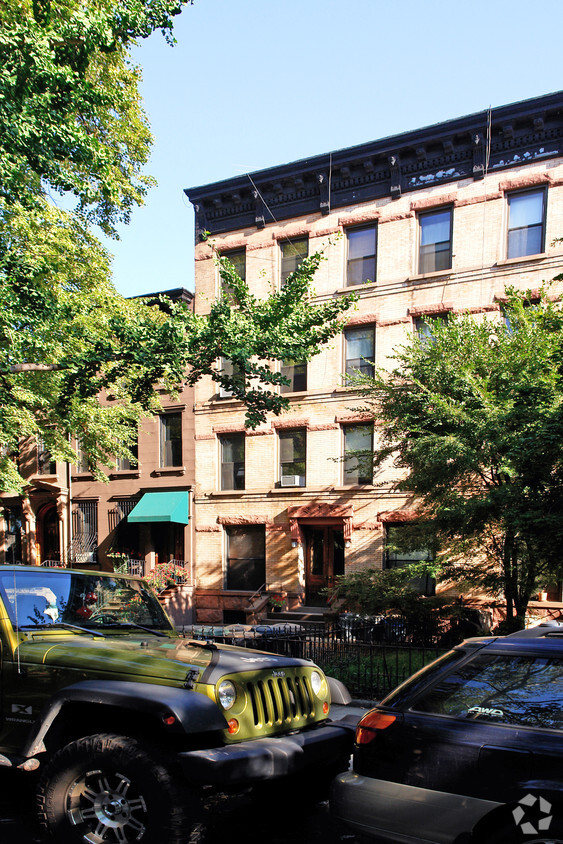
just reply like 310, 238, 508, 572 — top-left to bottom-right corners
0, 289, 195, 593
186, 92, 563, 624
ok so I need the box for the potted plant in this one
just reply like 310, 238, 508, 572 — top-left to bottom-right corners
269, 593, 287, 612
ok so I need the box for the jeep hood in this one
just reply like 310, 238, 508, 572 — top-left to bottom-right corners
16, 636, 311, 686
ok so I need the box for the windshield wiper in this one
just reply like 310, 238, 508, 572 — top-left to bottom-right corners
91, 622, 168, 638
18, 623, 105, 638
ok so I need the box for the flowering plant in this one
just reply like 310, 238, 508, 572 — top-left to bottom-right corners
145, 562, 179, 593
268, 593, 287, 609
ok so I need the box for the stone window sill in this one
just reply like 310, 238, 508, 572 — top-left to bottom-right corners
496, 253, 545, 267
408, 269, 453, 283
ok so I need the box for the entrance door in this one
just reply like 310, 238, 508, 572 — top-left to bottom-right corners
151, 523, 184, 565
304, 526, 344, 605
37, 505, 60, 564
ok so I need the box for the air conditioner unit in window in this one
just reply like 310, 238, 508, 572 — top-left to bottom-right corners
281, 475, 305, 487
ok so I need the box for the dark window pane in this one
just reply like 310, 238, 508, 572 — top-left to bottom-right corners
281, 361, 307, 393
226, 526, 265, 591
345, 327, 375, 377
509, 191, 544, 227
507, 226, 543, 258
419, 209, 452, 273
219, 358, 245, 398
414, 654, 563, 730
347, 226, 377, 286
343, 425, 373, 484
160, 414, 182, 467
223, 249, 246, 281
72, 500, 98, 562
279, 429, 306, 485
221, 435, 245, 490
116, 441, 138, 472
281, 238, 308, 285
37, 437, 56, 474
385, 524, 434, 595
415, 314, 448, 343
507, 191, 546, 259
220, 249, 246, 300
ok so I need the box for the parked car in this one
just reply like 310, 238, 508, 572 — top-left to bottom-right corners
331, 621, 563, 843
0, 566, 354, 843
337, 613, 407, 644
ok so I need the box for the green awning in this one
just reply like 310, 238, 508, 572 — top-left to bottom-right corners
128, 492, 189, 525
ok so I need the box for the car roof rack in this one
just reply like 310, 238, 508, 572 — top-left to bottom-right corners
507, 620, 563, 638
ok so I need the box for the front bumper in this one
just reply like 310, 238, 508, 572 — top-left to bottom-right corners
178, 718, 354, 786
330, 773, 502, 844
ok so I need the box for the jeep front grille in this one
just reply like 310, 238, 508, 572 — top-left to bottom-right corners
247, 673, 315, 727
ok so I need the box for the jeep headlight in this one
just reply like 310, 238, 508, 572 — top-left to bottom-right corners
311, 670, 323, 697
218, 680, 237, 710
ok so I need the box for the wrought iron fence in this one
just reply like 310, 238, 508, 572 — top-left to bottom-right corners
185, 619, 450, 700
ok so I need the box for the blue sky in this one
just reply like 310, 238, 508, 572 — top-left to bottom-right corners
107, 0, 563, 298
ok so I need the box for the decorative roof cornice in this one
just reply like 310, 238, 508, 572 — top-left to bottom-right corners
185, 92, 563, 241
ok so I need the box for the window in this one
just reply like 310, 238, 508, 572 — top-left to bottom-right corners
280, 237, 308, 286
418, 208, 452, 274
220, 248, 246, 299
218, 357, 245, 398
226, 525, 266, 591
160, 413, 182, 467
281, 360, 307, 393
343, 425, 373, 485
507, 189, 546, 258
414, 653, 563, 730
385, 524, 435, 596
116, 441, 138, 472
414, 313, 448, 343
345, 326, 375, 379
346, 225, 377, 286
36, 436, 56, 475
279, 429, 306, 487
220, 434, 245, 490
222, 248, 246, 281
75, 441, 89, 473
72, 500, 98, 563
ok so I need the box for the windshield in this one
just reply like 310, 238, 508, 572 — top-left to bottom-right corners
0, 570, 174, 633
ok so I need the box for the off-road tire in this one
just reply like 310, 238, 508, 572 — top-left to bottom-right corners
36, 732, 197, 844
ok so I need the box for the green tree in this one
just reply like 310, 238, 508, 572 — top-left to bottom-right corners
1, 206, 354, 489
352, 288, 563, 630
0, 0, 355, 491
0, 0, 190, 232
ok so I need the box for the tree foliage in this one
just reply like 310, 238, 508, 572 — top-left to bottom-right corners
0, 0, 190, 232
0, 0, 355, 492
353, 288, 563, 628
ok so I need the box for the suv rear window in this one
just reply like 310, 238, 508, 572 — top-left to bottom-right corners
413, 653, 563, 730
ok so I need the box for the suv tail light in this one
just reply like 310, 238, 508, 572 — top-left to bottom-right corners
356, 710, 398, 745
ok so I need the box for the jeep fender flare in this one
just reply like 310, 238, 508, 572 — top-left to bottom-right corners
21, 679, 228, 758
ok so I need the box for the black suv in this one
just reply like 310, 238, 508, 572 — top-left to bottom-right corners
331, 622, 563, 844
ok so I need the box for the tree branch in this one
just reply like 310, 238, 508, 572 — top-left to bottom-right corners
9, 363, 66, 373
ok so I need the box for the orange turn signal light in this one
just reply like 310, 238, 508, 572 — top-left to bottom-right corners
227, 718, 240, 735
322, 701, 329, 715
356, 711, 397, 745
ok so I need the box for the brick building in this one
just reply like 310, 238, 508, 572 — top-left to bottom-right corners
0, 289, 195, 600
185, 91, 563, 624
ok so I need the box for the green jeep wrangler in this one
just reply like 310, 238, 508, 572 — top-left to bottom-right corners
0, 565, 353, 843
